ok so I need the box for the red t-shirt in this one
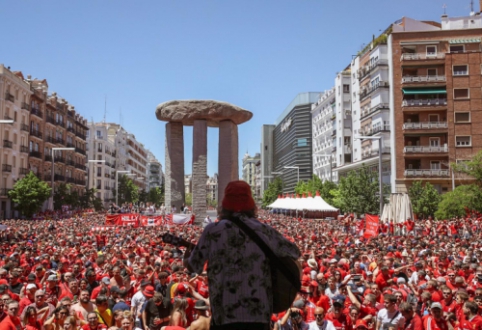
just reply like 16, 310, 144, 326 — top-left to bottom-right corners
459, 315, 482, 330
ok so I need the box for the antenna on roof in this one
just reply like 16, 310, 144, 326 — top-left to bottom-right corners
119, 107, 123, 127
443, 3, 447, 15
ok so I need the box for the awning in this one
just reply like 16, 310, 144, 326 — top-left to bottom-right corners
402, 88, 447, 95
449, 38, 481, 44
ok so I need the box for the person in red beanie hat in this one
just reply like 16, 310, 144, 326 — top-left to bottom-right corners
184, 180, 301, 330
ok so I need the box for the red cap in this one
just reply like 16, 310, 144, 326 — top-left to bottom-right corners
356, 320, 368, 329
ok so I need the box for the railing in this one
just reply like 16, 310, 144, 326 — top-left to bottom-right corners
404, 169, 449, 177
4, 92, 14, 102
76, 179, 86, 186
56, 104, 64, 112
403, 121, 448, 129
56, 120, 64, 127
3, 140, 12, 148
66, 143, 75, 148
45, 136, 56, 144
75, 147, 86, 155
56, 157, 65, 164
359, 81, 389, 100
67, 127, 75, 133
30, 108, 43, 118
75, 163, 86, 170
362, 147, 391, 159
29, 151, 42, 159
105, 162, 111, 167
358, 59, 389, 80
46, 116, 56, 125
360, 103, 389, 119
344, 145, 352, 153
21, 102, 30, 110
400, 53, 446, 61
20, 123, 29, 132
66, 177, 76, 183
66, 160, 75, 166
402, 98, 447, 107
404, 145, 448, 153
20, 146, 29, 153
56, 138, 65, 145
0, 189, 11, 196
30, 130, 43, 139
54, 174, 65, 181
75, 132, 86, 140
402, 75, 446, 83
2, 164, 12, 172
19, 168, 29, 175
362, 125, 390, 136
44, 155, 52, 162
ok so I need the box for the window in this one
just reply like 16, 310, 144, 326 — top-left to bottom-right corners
450, 45, 465, 53
454, 89, 469, 99
429, 137, 440, 147
343, 85, 350, 93
428, 114, 439, 122
455, 112, 470, 123
427, 69, 437, 76
426, 46, 437, 55
430, 161, 441, 170
453, 65, 468, 76
456, 136, 471, 146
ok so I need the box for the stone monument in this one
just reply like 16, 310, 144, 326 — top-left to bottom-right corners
156, 100, 252, 220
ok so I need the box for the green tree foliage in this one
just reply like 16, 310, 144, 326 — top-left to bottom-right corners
293, 175, 338, 207
408, 181, 441, 218
138, 189, 148, 204
452, 150, 482, 186
115, 175, 139, 205
262, 177, 283, 208
185, 193, 192, 206
206, 193, 217, 208
435, 184, 482, 219
337, 165, 389, 214
147, 187, 163, 207
8, 172, 51, 217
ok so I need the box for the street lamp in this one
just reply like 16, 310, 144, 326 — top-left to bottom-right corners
354, 135, 384, 215
284, 166, 299, 185
49, 147, 75, 210
115, 171, 133, 206
87, 160, 106, 190
313, 153, 333, 182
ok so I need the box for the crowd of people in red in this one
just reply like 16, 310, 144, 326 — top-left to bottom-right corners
0, 210, 481, 330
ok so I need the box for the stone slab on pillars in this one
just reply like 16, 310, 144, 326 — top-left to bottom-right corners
218, 120, 239, 207
192, 120, 208, 221
165, 122, 185, 213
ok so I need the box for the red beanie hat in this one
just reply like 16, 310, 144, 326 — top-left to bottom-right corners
222, 181, 255, 212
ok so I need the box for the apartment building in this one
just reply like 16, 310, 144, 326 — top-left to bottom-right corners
312, 88, 337, 182
27, 78, 88, 204
242, 152, 260, 189
147, 151, 163, 191
206, 173, 218, 203
86, 123, 117, 204
0, 65, 31, 218
260, 124, 275, 196
390, 13, 482, 193
184, 174, 192, 194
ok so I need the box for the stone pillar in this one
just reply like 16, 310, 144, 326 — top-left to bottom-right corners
192, 120, 208, 220
165, 122, 184, 213
218, 120, 239, 207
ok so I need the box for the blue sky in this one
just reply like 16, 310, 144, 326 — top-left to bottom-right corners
1, 0, 469, 176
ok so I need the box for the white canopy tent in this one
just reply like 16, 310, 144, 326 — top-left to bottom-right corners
268, 192, 338, 212
380, 193, 413, 223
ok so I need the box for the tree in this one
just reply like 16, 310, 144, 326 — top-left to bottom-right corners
409, 181, 441, 218
206, 193, 217, 208
147, 187, 163, 207
115, 176, 139, 205
8, 172, 51, 218
53, 183, 71, 210
435, 184, 482, 219
262, 177, 283, 208
185, 193, 192, 206
138, 189, 148, 204
452, 150, 482, 186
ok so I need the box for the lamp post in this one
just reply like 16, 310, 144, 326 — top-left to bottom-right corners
87, 160, 106, 191
354, 135, 384, 215
313, 153, 333, 182
50, 147, 75, 210
115, 171, 132, 206
284, 166, 299, 190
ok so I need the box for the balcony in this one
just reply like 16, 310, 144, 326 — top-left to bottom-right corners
75, 131, 86, 140
19, 168, 29, 175
362, 147, 391, 160
56, 138, 65, 145
359, 81, 389, 101
404, 169, 449, 177
105, 162, 111, 167
30, 129, 42, 139
66, 160, 75, 167
360, 103, 389, 120
21, 102, 30, 111
362, 125, 390, 136
66, 177, 76, 184
331, 130, 336, 136
2, 164, 12, 172
44, 155, 52, 162
29, 151, 42, 159
46, 116, 56, 125
76, 148, 86, 155
75, 163, 86, 170
30, 108, 43, 118
0, 189, 11, 196
56, 120, 64, 127
3, 140, 12, 149
67, 127, 75, 133
344, 145, 352, 154
45, 136, 56, 144
96, 185, 102, 190
402, 75, 446, 84
403, 122, 448, 130
5, 92, 14, 103
4, 115, 12, 121
402, 98, 447, 107
20, 146, 29, 153
54, 174, 65, 181
404, 145, 448, 153
358, 59, 389, 81
20, 123, 29, 132
76, 179, 86, 186
400, 53, 446, 61
56, 157, 65, 164
66, 142, 75, 148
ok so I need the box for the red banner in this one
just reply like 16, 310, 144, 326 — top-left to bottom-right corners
364, 214, 379, 238
105, 214, 139, 227
140, 215, 163, 227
